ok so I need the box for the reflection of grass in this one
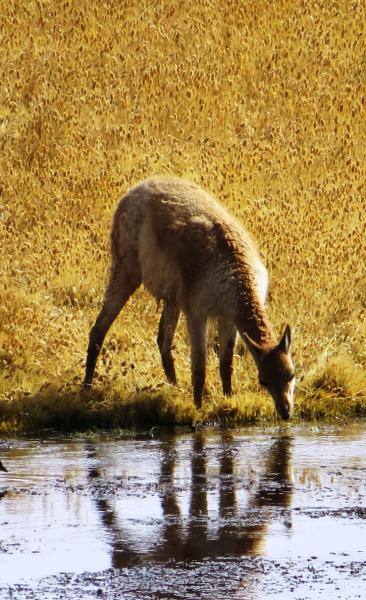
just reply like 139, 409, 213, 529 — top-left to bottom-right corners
1, 1, 366, 430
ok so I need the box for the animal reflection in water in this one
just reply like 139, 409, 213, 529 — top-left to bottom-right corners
86, 434, 293, 567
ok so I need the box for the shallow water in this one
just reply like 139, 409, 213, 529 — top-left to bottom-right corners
0, 422, 366, 599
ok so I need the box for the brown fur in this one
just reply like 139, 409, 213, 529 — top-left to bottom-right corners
85, 177, 295, 419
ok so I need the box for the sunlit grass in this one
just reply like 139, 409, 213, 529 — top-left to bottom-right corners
0, 0, 365, 431
1, 363, 365, 432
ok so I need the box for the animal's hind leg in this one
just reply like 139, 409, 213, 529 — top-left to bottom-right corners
84, 267, 141, 387
218, 318, 237, 396
157, 300, 180, 384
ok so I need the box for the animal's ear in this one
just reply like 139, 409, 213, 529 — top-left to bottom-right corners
278, 324, 292, 353
243, 332, 264, 362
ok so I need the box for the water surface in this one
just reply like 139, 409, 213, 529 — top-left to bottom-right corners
0, 422, 366, 598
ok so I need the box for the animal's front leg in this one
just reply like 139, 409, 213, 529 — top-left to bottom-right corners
187, 315, 208, 408
218, 318, 237, 396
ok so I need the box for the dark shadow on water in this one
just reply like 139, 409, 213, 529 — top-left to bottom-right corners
86, 433, 293, 568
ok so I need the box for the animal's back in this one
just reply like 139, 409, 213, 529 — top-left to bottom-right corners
112, 177, 268, 314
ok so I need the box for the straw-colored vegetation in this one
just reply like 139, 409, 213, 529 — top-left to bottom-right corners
1, 0, 365, 431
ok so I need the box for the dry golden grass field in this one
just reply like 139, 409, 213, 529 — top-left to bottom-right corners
0, 0, 365, 430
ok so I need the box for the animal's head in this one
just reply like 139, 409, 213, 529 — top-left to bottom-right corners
244, 324, 295, 420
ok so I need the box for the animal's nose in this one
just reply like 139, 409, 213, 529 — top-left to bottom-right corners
279, 398, 293, 421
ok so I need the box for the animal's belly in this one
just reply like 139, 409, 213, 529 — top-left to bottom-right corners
139, 246, 180, 302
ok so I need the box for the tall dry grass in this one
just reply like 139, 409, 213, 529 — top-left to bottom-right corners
0, 0, 365, 430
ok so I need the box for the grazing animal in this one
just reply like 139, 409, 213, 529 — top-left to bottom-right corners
84, 177, 295, 420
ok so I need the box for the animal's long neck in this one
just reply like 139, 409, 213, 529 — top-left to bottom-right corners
236, 294, 276, 347
214, 220, 277, 347
234, 274, 277, 347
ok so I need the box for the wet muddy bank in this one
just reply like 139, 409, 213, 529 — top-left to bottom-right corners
4, 556, 366, 600
1, 422, 366, 599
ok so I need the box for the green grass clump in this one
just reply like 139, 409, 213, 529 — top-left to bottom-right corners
297, 354, 366, 421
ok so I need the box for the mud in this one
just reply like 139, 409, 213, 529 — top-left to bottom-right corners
0, 422, 366, 599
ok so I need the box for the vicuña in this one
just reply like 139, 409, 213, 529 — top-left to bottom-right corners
84, 177, 295, 420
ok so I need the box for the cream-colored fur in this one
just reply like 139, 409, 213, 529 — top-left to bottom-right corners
85, 177, 295, 419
